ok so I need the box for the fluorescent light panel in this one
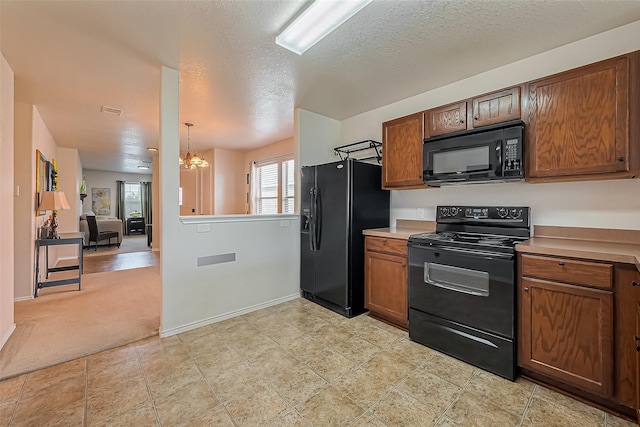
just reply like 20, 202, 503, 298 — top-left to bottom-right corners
276, 0, 372, 55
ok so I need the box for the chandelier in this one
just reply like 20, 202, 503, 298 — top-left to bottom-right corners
179, 122, 209, 169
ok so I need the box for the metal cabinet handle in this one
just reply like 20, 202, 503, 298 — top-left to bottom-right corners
524, 287, 529, 292
558, 262, 565, 266
637, 345, 640, 353
634, 336, 639, 343
632, 281, 639, 287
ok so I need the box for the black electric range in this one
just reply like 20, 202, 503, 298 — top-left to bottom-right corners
407, 205, 531, 380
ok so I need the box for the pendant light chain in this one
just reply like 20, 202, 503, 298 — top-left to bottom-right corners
179, 122, 209, 169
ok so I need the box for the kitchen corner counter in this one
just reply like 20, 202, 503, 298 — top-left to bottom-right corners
516, 226, 640, 272
363, 219, 436, 240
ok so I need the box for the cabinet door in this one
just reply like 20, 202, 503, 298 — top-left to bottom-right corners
472, 87, 521, 128
520, 277, 613, 397
428, 101, 467, 136
382, 112, 426, 188
613, 264, 639, 408
365, 250, 408, 329
636, 301, 640, 416
527, 56, 629, 179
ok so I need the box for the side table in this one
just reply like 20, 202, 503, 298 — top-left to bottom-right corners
127, 217, 145, 235
34, 232, 84, 297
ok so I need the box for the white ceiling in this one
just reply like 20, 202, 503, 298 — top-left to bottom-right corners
2, 1, 640, 174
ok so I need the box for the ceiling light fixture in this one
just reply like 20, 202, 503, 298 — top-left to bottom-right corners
137, 165, 150, 170
179, 123, 209, 169
276, 0, 372, 55
146, 147, 158, 152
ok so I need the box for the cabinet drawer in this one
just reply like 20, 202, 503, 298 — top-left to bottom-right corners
366, 237, 407, 257
521, 254, 612, 289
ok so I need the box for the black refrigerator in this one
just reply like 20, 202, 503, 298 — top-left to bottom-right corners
300, 159, 390, 318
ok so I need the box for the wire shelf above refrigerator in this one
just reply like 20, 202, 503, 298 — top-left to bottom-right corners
333, 140, 382, 164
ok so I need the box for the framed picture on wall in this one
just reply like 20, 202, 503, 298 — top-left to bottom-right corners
92, 187, 111, 215
35, 149, 49, 216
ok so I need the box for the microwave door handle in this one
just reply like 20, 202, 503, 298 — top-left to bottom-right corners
495, 140, 502, 175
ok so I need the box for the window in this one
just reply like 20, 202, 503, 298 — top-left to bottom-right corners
124, 182, 142, 217
254, 155, 295, 214
282, 159, 295, 214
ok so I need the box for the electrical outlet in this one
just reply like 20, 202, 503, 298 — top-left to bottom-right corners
197, 224, 211, 233
417, 208, 425, 219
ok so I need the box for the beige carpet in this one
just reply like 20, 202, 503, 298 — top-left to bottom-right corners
0, 266, 160, 380
84, 234, 150, 257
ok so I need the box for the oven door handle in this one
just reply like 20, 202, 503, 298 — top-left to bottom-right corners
424, 277, 489, 297
425, 245, 514, 260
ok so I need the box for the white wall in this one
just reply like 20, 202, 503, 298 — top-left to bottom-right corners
213, 147, 245, 215
244, 137, 295, 166
13, 103, 60, 300
55, 148, 82, 259
160, 67, 299, 336
82, 169, 152, 215
152, 155, 160, 251
179, 169, 198, 216
0, 53, 15, 348
297, 108, 341, 167
340, 20, 640, 231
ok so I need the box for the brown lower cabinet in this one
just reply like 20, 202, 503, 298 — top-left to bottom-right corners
364, 236, 408, 329
519, 253, 640, 420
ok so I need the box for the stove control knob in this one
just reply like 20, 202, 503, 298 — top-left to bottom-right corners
509, 209, 522, 219
497, 208, 508, 218
450, 207, 459, 216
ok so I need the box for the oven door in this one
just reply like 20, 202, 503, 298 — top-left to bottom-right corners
423, 129, 503, 184
408, 244, 515, 338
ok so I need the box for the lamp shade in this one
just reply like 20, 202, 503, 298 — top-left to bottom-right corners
38, 191, 71, 211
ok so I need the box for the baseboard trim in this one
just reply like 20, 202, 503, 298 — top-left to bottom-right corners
14, 295, 33, 302
0, 323, 16, 351
159, 293, 300, 337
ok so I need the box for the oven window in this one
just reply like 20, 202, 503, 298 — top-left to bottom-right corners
432, 146, 490, 174
424, 263, 490, 297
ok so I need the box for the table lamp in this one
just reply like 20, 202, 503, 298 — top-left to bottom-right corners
38, 191, 71, 239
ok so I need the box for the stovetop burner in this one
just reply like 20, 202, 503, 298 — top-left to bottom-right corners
408, 206, 531, 254
409, 231, 526, 252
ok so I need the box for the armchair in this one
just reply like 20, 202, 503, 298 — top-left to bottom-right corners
85, 214, 120, 251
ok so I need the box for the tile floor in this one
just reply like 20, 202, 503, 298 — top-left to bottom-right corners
0, 298, 636, 426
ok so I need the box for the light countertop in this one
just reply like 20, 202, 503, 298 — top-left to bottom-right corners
516, 226, 640, 272
363, 220, 436, 240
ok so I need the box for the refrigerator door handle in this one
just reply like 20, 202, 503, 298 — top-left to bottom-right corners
310, 187, 317, 251
314, 188, 321, 250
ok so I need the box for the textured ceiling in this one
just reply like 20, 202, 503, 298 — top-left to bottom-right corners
2, 1, 640, 173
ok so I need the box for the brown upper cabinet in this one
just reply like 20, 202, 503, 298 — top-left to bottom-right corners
526, 55, 637, 181
427, 101, 467, 136
426, 87, 522, 138
472, 87, 521, 128
380, 50, 640, 190
382, 112, 428, 189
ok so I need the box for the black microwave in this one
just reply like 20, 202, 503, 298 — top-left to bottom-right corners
423, 120, 525, 186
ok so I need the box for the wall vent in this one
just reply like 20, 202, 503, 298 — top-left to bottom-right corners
101, 105, 123, 116
197, 253, 236, 267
